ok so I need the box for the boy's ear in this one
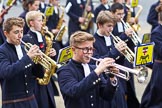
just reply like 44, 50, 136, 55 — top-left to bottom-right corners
71, 46, 75, 52
3, 31, 8, 38
29, 20, 33, 27
97, 23, 102, 28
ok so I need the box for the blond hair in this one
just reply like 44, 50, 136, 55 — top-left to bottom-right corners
96, 10, 117, 25
70, 31, 95, 47
25, 11, 43, 27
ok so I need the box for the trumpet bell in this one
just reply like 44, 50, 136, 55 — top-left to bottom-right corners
132, 24, 141, 31
89, 56, 147, 83
137, 72, 146, 83
136, 66, 148, 83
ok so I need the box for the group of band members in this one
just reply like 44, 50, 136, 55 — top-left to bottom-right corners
0, 0, 59, 108
0, 0, 160, 108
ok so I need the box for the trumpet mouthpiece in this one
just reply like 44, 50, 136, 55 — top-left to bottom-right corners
88, 56, 99, 61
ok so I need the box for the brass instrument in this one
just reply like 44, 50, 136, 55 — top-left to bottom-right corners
110, 32, 135, 63
121, 19, 142, 46
132, 5, 143, 31
55, 4, 67, 42
40, 13, 47, 36
21, 40, 61, 85
125, 4, 143, 32
126, 4, 132, 23
110, 32, 148, 81
41, 13, 55, 56
44, 27, 55, 56
80, 0, 94, 30
89, 56, 147, 83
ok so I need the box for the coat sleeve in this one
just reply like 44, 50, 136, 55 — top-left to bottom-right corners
0, 49, 33, 79
57, 66, 116, 100
151, 31, 162, 55
147, 4, 159, 29
66, 0, 79, 23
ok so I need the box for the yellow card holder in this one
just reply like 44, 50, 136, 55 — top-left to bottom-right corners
142, 33, 151, 44
6, 0, 14, 6
57, 46, 73, 64
131, 0, 138, 8
45, 6, 54, 16
134, 42, 154, 67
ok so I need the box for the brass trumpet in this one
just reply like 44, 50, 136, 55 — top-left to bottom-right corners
121, 19, 142, 46
110, 32, 135, 63
21, 40, 61, 85
89, 56, 147, 83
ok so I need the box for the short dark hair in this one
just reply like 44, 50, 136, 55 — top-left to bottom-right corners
3, 17, 25, 33
22, 0, 39, 11
111, 3, 124, 13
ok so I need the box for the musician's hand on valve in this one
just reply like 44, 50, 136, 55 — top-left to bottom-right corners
108, 66, 119, 81
79, 17, 85, 23
49, 48, 56, 57
94, 58, 115, 76
125, 28, 133, 37
51, 29, 59, 35
27, 45, 42, 59
109, 67, 119, 74
115, 41, 127, 52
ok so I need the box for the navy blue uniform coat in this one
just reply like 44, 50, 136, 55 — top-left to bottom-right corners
140, 24, 162, 108
91, 33, 127, 108
112, 22, 140, 108
57, 59, 117, 108
19, 10, 29, 35
92, 32, 122, 61
39, 4, 59, 32
23, 30, 56, 108
94, 4, 110, 23
66, 0, 94, 36
0, 42, 44, 108
39, 4, 64, 61
147, 1, 160, 31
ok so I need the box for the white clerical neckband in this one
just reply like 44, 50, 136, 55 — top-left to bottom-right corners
30, 29, 43, 43
97, 30, 112, 46
15, 45, 23, 60
82, 63, 91, 77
